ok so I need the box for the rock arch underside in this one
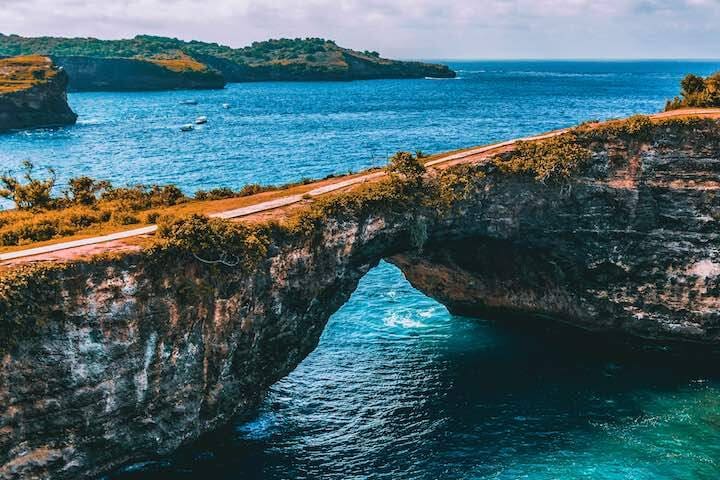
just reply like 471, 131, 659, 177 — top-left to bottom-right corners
1, 117, 720, 479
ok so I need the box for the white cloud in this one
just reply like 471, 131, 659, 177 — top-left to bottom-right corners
1, 0, 719, 58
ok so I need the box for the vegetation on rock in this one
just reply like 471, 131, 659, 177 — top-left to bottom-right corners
492, 133, 591, 182
0, 163, 189, 246
0, 55, 58, 94
665, 72, 720, 110
155, 213, 271, 269
0, 34, 456, 83
0, 163, 348, 247
387, 151, 426, 180
0, 115, 709, 251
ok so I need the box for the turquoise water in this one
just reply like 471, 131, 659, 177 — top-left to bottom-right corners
4, 60, 720, 479
2, 61, 720, 198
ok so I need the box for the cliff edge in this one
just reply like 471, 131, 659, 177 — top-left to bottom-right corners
0, 55, 77, 131
1, 114, 719, 479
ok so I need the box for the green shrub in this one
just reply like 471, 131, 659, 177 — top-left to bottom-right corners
63, 176, 111, 206
387, 151, 426, 179
145, 211, 161, 224
100, 184, 188, 210
0, 160, 56, 210
493, 133, 591, 181
195, 187, 236, 200
110, 210, 140, 226
156, 214, 270, 269
66, 207, 104, 228
665, 72, 720, 110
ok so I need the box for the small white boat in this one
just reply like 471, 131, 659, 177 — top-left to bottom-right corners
180, 100, 198, 105
222, 103, 231, 109
180, 124, 194, 132
195, 116, 208, 125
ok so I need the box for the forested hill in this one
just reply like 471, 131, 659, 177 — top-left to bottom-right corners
0, 34, 456, 89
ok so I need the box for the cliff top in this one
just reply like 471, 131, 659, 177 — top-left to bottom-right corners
0, 34, 455, 77
1, 108, 719, 269
0, 55, 57, 94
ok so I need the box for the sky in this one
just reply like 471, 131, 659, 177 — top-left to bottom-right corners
1, 0, 719, 59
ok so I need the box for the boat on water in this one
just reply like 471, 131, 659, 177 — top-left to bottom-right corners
180, 100, 198, 105
180, 124, 194, 132
195, 116, 208, 125
222, 103, 231, 109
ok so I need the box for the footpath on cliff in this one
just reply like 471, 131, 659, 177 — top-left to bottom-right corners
2, 108, 720, 267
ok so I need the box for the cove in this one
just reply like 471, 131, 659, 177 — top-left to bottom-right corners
109, 261, 720, 480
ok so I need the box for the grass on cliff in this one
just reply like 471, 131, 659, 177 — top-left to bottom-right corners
0, 161, 349, 250
145, 51, 209, 73
490, 133, 592, 182
1, 115, 716, 253
0, 55, 56, 94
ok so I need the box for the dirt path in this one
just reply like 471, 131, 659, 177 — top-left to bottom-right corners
2, 108, 719, 265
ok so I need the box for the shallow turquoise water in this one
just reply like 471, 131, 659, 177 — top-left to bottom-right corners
4, 60, 720, 479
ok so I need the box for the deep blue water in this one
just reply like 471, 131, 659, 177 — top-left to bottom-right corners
4, 60, 720, 479
2, 61, 720, 197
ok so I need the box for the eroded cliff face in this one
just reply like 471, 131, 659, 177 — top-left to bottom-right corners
1, 118, 719, 479
0, 213, 409, 480
0, 56, 77, 131
53, 56, 226, 92
392, 122, 720, 342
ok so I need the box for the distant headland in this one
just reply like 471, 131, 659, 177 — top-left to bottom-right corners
0, 34, 456, 91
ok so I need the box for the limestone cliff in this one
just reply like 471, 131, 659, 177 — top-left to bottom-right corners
0, 56, 77, 131
1, 117, 720, 479
392, 119, 720, 341
53, 56, 226, 92
0, 34, 455, 87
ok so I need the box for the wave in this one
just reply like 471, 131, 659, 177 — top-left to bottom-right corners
384, 312, 427, 329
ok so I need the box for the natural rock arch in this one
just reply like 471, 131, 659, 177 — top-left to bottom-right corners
2, 118, 720, 479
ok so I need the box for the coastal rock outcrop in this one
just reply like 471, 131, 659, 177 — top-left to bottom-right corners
1, 117, 720, 479
53, 56, 226, 92
0, 56, 77, 131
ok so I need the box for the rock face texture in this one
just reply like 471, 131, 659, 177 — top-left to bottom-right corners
53, 56, 226, 92
1, 118, 720, 479
0, 56, 77, 131
391, 121, 720, 342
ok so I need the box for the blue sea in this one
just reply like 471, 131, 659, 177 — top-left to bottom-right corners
4, 61, 720, 479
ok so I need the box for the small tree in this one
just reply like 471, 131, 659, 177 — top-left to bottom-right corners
64, 176, 111, 205
681, 74, 706, 95
0, 160, 56, 210
387, 151, 426, 179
